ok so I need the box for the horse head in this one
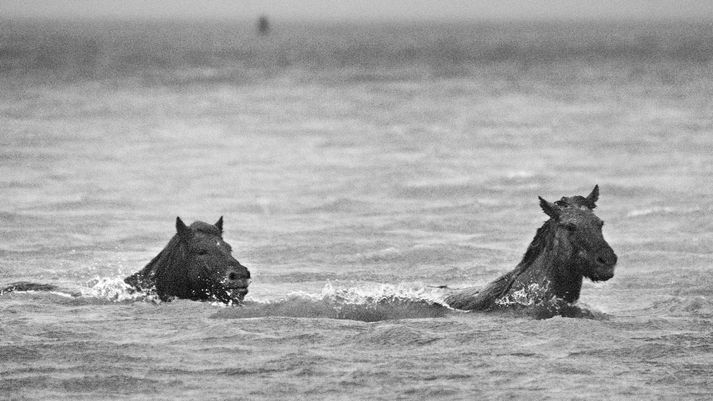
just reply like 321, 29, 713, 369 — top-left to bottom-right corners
538, 185, 617, 282
171, 216, 251, 303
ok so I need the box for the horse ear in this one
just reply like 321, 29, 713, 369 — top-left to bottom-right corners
586, 185, 599, 209
176, 217, 191, 241
539, 196, 560, 220
214, 216, 224, 233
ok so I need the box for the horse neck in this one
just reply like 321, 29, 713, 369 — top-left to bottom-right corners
149, 235, 190, 293
514, 220, 583, 303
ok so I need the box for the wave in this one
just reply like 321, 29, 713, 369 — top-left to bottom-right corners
213, 282, 451, 322
626, 206, 703, 218
646, 295, 713, 317
350, 324, 442, 346
3, 278, 611, 320
1, 278, 451, 321
302, 198, 373, 214
2, 278, 447, 314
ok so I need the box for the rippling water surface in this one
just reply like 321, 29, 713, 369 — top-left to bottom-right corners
1, 19, 712, 400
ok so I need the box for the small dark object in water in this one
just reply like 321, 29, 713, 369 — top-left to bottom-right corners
445, 185, 617, 313
257, 15, 270, 35
0, 281, 59, 295
125, 217, 251, 303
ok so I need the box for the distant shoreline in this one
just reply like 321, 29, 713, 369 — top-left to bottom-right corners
2, 15, 713, 26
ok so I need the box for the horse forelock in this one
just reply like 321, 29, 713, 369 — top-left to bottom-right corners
189, 221, 222, 237
559, 195, 596, 210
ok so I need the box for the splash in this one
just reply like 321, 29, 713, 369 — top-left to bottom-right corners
83, 277, 160, 303
495, 282, 552, 307
319, 281, 447, 305
492, 282, 602, 319
213, 282, 450, 322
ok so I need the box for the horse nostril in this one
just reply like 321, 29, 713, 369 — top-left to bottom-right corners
227, 266, 250, 282
597, 253, 617, 266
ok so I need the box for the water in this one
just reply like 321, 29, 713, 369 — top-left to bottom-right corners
1, 19, 712, 400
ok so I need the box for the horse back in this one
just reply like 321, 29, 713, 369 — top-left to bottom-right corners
444, 270, 517, 310
1, 281, 60, 294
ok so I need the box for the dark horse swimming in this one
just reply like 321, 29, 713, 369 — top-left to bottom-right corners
445, 186, 617, 316
1, 216, 251, 304
125, 217, 251, 303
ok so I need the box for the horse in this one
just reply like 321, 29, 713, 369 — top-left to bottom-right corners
1, 217, 251, 304
124, 216, 251, 303
444, 185, 617, 316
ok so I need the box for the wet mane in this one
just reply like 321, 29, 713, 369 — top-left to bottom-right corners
518, 219, 556, 270
150, 235, 186, 279
125, 233, 188, 292
483, 218, 561, 302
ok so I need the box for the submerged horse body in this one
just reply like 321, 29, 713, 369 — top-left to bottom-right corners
445, 185, 617, 314
124, 216, 251, 303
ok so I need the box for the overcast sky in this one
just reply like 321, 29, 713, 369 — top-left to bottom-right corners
2, 0, 713, 21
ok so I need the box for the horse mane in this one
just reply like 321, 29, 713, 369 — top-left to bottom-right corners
442, 218, 558, 310
493, 219, 557, 297
518, 219, 556, 270
125, 233, 188, 294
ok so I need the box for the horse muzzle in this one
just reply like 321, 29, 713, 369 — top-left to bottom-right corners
590, 249, 617, 281
590, 266, 615, 282
223, 265, 251, 300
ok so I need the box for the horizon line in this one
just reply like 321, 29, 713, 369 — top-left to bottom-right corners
3, 14, 713, 24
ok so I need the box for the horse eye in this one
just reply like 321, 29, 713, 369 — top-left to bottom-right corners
196, 249, 208, 255
563, 223, 577, 231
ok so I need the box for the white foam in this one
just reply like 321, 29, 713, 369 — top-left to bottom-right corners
495, 282, 552, 307
505, 170, 535, 179
251, 282, 447, 307
318, 281, 447, 305
48, 291, 76, 298
83, 276, 159, 303
626, 206, 699, 217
